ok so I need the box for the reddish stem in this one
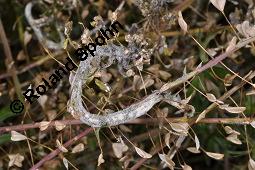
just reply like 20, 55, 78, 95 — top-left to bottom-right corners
29, 127, 93, 170
1, 117, 254, 135
0, 119, 81, 135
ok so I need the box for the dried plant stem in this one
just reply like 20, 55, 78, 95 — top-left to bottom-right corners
160, 37, 255, 93
197, 36, 255, 73
222, 12, 241, 40
29, 128, 93, 170
1, 117, 254, 135
117, 26, 231, 42
0, 119, 81, 135
0, 19, 22, 100
130, 117, 255, 125
0, 51, 64, 80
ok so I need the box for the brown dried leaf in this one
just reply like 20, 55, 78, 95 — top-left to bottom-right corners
159, 70, 172, 81
8, 153, 24, 168
226, 134, 242, 145
205, 93, 217, 102
147, 64, 160, 74
126, 69, 135, 77
195, 135, 200, 151
56, 139, 68, 153
224, 106, 246, 113
224, 126, 240, 135
138, 78, 154, 90
158, 154, 175, 170
135, 146, 152, 158
248, 158, 255, 170
81, 28, 91, 44
226, 37, 237, 52
250, 121, 255, 128
17, 50, 26, 61
64, 21, 73, 37
224, 74, 236, 86
187, 147, 201, 154
24, 30, 32, 46
11, 131, 27, 141
178, 11, 188, 33
165, 133, 171, 149
97, 153, 105, 166
182, 164, 192, 170
218, 104, 229, 110
205, 151, 224, 160
55, 121, 66, 131
170, 122, 189, 135
210, 0, 226, 11
72, 143, 85, 153
40, 121, 50, 131
243, 21, 255, 37
62, 157, 68, 170
112, 142, 128, 158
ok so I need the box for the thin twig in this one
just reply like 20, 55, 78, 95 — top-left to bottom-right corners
0, 51, 64, 80
0, 18, 22, 100
1, 117, 254, 135
0, 119, 81, 135
29, 128, 93, 170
